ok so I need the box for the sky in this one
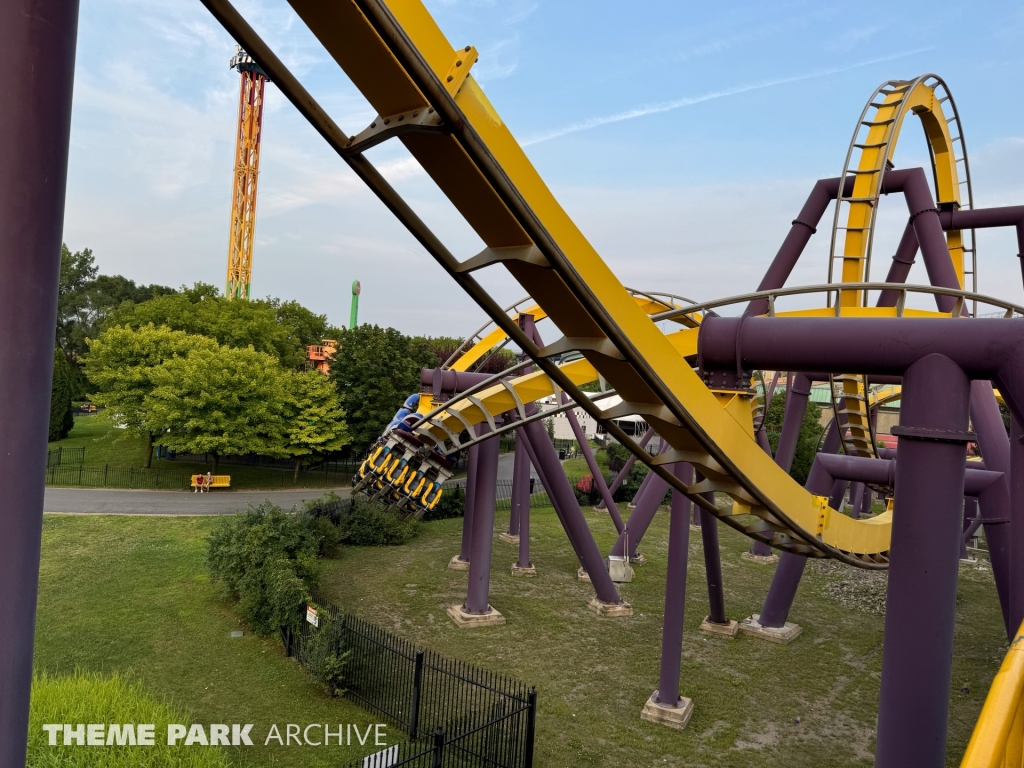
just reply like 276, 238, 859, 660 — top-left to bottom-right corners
64, 0, 1024, 336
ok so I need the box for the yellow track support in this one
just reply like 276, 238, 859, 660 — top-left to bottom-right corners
961, 619, 1024, 768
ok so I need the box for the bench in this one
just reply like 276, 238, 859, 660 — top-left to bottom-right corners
191, 475, 231, 490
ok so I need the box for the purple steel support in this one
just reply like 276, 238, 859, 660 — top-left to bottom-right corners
969, 380, 1013, 635
457, 426, 484, 564
520, 419, 623, 604
564, 399, 624, 532
626, 436, 669, 510
876, 355, 971, 768
611, 471, 671, 558
515, 431, 532, 569
960, 498, 976, 561
746, 177, 852, 316
774, 373, 812, 472
858, 481, 874, 517
655, 462, 692, 706
0, 2, 79, 764
829, 480, 849, 511
599, 427, 654, 509
464, 426, 501, 614
938, 206, 1024, 292
848, 482, 865, 519
696, 475, 728, 625
508, 435, 528, 536
1011, 415, 1024, 634
877, 221, 921, 307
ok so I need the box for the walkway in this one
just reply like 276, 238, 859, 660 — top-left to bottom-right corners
43, 486, 351, 516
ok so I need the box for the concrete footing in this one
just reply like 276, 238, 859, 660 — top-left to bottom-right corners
640, 692, 693, 730
586, 597, 633, 617
448, 555, 470, 571
741, 551, 779, 565
511, 562, 537, 577
738, 614, 802, 644
498, 532, 520, 544
446, 604, 505, 628
699, 616, 740, 639
577, 567, 591, 582
689, 524, 702, 532
630, 553, 647, 565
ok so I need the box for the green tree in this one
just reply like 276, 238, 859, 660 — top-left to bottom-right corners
49, 348, 74, 442
108, 285, 330, 370
763, 393, 825, 485
283, 370, 350, 480
330, 325, 427, 452
144, 345, 287, 471
84, 325, 218, 467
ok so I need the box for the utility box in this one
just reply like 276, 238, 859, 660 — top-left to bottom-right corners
607, 555, 634, 583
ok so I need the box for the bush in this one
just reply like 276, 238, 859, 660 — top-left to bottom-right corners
28, 671, 228, 767
303, 610, 351, 697
49, 349, 74, 442
422, 484, 465, 521
605, 442, 632, 473
572, 474, 603, 507
614, 460, 649, 503
337, 496, 418, 546
207, 502, 331, 635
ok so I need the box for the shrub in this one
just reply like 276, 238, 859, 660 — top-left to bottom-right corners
49, 349, 74, 442
207, 502, 329, 635
337, 496, 418, 546
303, 610, 352, 697
423, 484, 465, 521
605, 442, 632, 473
614, 460, 649, 503
28, 671, 228, 767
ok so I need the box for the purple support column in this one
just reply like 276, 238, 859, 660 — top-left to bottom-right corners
696, 476, 728, 625
464, 427, 501, 614
877, 220, 921, 307
520, 420, 623, 605
960, 497, 976, 561
628, 436, 669, 511
829, 480, 850, 511
456, 428, 482, 565
508, 435, 528, 536
0, 2, 79, 764
598, 427, 654, 509
1010, 415, 1024, 634
515, 431, 533, 569
610, 472, 670, 558
876, 354, 971, 768
565, 401, 624, 532
969, 380, 1013, 635
656, 463, 692, 706
858, 481, 874, 517
848, 482, 865, 519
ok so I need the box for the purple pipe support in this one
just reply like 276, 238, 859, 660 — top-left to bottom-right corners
1011, 416, 1024, 634
464, 427, 501, 614
0, 3, 79, 763
746, 176, 852, 316
875, 354, 971, 768
426, 367, 497, 400
969, 380, 1013, 636
457, 426, 483, 564
750, 428, 774, 557
961, 498, 977, 561
509, 436, 527, 536
564, 400, 624, 532
858, 482, 874, 517
599, 427, 654, 509
775, 373, 812, 474
515, 436, 532, 569
520, 419, 623, 604
656, 462, 692, 706
828, 480, 849, 513
697, 316, 1024, 423
848, 482, 865, 519
611, 471, 670, 558
939, 206, 1024, 289
696, 476, 728, 625
877, 221, 921, 307
627, 436, 670, 510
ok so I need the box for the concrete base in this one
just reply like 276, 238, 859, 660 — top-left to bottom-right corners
498, 532, 520, 544
741, 551, 779, 565
446, 604, 505, 628
630, 553, 647, 565
689, 524, 702, 532
577, 567, 591, 583
586, 597, 633, 617
699, 616, 740, 639
448, 555, 470, 571
511, 562, 537, 577
738, 614, 802, 644
640, 692, 693, 730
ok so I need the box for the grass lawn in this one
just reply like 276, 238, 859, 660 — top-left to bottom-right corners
47, 414, 351, 490
33, 515, 393, 767
318, 502, 1007, 768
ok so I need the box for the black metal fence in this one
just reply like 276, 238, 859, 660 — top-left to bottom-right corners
282, 597, 535, 768
46, 446, 85, 467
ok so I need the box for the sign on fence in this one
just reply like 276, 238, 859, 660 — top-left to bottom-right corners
362, 744, 398, 768
305, 605, 319, 627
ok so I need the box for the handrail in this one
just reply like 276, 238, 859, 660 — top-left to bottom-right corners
960, 618, 1024, 767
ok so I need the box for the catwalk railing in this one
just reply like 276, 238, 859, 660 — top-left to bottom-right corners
281, 596, 535, 768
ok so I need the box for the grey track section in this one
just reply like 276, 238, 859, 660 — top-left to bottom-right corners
43, 487, 351, 516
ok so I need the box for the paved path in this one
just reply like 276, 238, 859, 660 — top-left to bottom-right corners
43, 487, 351, 516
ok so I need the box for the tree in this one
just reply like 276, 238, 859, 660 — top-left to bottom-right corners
282, 370, 350, 480
108, 284, 330, 370
144, 345, 287, 471
49, 348, 74, 442
330, 325, 428, 452
56, 244, 98, 358
84, 324, 219, 467
763, 393, 824, 485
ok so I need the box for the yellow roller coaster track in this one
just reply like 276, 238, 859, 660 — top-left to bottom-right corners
827, 75, 976, 459
203, 0, 994, 568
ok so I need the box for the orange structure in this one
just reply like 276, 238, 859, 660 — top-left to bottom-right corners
225, 46, 267, 300
306, 340, 338, 375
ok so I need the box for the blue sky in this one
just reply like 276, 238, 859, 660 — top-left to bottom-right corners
64, 0, 1024, 335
